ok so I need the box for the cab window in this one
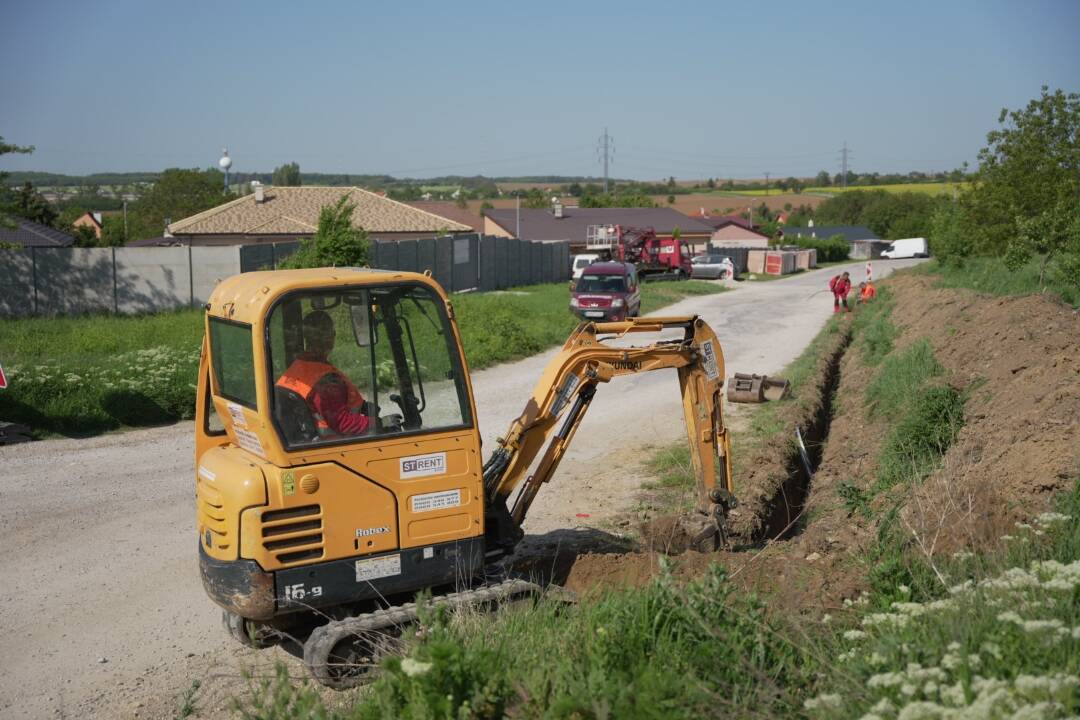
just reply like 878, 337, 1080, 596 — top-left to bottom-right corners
576, 274, 626, 293
267, 284, 471, 449
208, 319, 257, 408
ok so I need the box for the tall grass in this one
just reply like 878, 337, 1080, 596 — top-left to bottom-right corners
238, 566, 813, 719
916, 257, 1079, 308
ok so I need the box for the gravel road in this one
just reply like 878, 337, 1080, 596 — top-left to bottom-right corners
0, 259, 922, 719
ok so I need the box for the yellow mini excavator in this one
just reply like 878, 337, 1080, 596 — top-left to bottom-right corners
195, 267, 735, 687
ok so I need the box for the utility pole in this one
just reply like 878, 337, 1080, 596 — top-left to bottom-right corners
763, 171, 771, 196
515, 193, 521, 239
123, 200, 128, 242
597, 128, 614, 194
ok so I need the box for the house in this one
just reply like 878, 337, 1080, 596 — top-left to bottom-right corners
167, 185, 474, 246
780, 224, 879, 244
72, 211, 104, 239
483, 206, 715, 254
0, 218, 74, 247
693, 213, 771, 248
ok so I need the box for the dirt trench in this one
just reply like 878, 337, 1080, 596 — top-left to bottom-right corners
560, 276, 1080, 607
560, 324, 855, 596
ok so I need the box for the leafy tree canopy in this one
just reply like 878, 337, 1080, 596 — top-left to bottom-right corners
127, 168, 228, 241
279, 196, 370, 269
272, 162, 302, 186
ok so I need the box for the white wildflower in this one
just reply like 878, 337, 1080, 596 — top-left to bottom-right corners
844, 629, 868, 641
1034, 512, 1070, 528
400, 657, 432, 677
896, 701, 945, 720
804, 693, 843, 710
869, 672, 904, 689
900, 683, 917, 697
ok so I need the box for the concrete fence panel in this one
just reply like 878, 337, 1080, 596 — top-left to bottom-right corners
0, 249, 35, 316
114, 247, 191, 313
192, 246, 243, 304
530, 242, 543, 285
35, 247, 115, 315
510, 238, 523, 287
372, 239, 397, 271
401, 239, 422, 274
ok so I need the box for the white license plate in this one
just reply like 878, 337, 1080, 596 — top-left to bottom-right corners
584, 311, 605, 318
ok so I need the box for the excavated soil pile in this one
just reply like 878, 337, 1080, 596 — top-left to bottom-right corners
563, 274, 1080, 606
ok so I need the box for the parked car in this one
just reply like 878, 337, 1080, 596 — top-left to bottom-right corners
569, 261, 641, 321
690, 253, 736, 280
881, 238, 929, 259
571, 253, 601, 280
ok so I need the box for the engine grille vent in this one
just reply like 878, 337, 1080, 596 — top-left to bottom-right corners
197, 480, 229, 550
261, 504, 323, 565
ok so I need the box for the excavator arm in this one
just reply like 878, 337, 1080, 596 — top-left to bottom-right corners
482, 315, 735, 557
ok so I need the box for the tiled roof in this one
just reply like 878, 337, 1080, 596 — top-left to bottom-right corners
404, 201, 483, 232
168, 186, 472, 236
485, 207, 715, 242
0, 218, 74, 247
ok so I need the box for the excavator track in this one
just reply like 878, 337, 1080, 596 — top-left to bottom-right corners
302, 578, 542, 689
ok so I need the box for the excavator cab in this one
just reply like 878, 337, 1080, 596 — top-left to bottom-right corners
195, 267, 735, 687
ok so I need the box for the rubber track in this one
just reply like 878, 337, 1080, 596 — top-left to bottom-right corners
303, 578, 541, 688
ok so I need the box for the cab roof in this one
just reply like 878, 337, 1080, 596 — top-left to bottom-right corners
206, 267, 445, 325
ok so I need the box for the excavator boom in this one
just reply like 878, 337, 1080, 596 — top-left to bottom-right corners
482, 315, 734, 555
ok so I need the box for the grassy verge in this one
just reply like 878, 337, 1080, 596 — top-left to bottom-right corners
914, 256, 1079, 308
0, 280, 723, 437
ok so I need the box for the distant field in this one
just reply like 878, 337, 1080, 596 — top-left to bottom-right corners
804, 182, 970, 196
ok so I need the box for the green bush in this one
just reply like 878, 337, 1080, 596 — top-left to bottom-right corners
787, 234, 850, 262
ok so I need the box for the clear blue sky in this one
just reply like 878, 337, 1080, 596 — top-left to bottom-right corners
1, 0, 1077, 180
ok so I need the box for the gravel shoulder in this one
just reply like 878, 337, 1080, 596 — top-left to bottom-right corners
0, 259, 923, 719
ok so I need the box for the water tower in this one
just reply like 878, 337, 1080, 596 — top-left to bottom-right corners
219, 148, 233, 192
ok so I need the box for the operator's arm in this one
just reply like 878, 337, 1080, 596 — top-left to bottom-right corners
311, 376, 371, 435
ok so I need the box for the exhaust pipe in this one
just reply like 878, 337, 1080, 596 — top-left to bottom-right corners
726, 373, 791, 403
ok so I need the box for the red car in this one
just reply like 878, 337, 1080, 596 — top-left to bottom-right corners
569, 261, 641, 321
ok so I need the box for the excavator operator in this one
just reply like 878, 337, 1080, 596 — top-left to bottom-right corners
275, 310, 373, 437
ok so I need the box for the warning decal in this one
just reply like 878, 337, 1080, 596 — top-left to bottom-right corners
356, 554, 401, 582
701, 340, 720, 381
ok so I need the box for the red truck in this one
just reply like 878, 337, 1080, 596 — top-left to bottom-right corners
586, 225, 693, 279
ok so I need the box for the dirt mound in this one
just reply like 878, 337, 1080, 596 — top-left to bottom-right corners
564, 550, 723, 595
887, 274, 1080, 552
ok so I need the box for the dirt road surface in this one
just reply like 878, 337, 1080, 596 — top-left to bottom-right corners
0, 259, 922, 719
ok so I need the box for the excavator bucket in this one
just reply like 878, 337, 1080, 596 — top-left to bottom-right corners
726, 373, 791, 403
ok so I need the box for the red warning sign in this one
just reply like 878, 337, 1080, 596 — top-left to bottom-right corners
0, 364, 6, 389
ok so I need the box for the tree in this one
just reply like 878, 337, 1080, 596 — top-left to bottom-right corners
1, 135, 35, 229
815, 170, 831, 187
1007, 201, 1080, 288
279, 196, 370, 269
567, 182, 583, 197
706, 178, 716, 189
127, 168, 228, 241
71, 224, 99, 248
272, 162, 302, 186
666, 194, 676, 205
966, 87, 1080, 256
12, 181, 58, 226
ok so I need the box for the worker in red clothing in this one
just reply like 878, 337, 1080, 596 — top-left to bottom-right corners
276, 310, 377, 438
829, 271, 852, 313
858, 281, 877, 303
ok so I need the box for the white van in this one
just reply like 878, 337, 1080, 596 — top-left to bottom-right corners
881, 238, 928, 259
572, 253, 601, 279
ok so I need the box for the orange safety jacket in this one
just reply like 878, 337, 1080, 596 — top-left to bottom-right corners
860, 284, 877, 301
276, 357, 366, 436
